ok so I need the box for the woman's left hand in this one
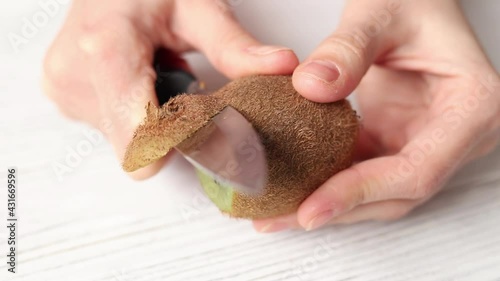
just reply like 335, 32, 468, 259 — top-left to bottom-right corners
254, 0, 500, 232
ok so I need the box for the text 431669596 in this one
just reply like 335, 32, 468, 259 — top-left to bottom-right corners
6, 168, 17, 274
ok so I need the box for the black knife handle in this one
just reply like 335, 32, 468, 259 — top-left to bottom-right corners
153, 49, 197, 105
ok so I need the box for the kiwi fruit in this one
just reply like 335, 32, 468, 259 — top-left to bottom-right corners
123, 75, 359, 219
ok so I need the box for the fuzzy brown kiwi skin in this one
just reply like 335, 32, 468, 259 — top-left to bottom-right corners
122, 95, 226, 172
123, 75, 358, 219
213, 75, 359, 219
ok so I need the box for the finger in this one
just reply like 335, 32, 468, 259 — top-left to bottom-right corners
253, 213, 298, 233
293, 0, 399, 102
174, 0, 299, 78
253, 199, 420, 232
79, 17, 166, 180
298, 97, 488, 230
326, 199, 420, 225
42, 2, 100, 126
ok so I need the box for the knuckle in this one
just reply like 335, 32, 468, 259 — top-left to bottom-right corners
410, 185, 428, 200
478, 102, 499, 134
409, 174, 438, 199
79, 31, 116, 61
212, 49, 232, 73
42, 48, 74, 94
210, 32, 248, 77
324, 184, 349, 212
397, 152, 444, 200
466, 74, 500, 133
414, 183, 435, 199
323, 32, 367, 65
79, 16, 135, 60
349, 166, 370, 204
344, 166, 376, 210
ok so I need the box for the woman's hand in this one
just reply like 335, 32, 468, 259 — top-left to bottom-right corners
254, 0, 500, 232
42, 0, 299, 179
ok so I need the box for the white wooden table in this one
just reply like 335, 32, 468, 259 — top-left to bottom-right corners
1, 1, 499, 280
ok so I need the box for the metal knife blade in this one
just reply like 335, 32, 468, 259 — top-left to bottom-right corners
174, 106, 268, 196
153, 56, 267, 196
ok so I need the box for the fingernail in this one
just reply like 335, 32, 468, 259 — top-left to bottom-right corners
299, 60, 340, 83
246, 45, 292, 56
306, 210, 335, 231
258, 222, 289, 233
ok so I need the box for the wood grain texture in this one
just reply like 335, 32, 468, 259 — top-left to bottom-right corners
1, 1, 500, 280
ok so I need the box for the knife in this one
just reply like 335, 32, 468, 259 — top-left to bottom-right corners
154, 50, 268, 196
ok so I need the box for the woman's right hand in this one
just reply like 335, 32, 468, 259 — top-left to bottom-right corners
43, 0, 299, 179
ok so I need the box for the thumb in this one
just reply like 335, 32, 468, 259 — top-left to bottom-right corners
79, 20, 166, 180
293, 0, 394, 102
175, 0, 299, 78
